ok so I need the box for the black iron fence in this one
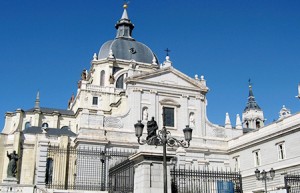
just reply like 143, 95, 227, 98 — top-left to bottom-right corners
46, 145, 136, 191
108, 159, 135, 193
285, 173, 300, 193
171, 166, 243, 193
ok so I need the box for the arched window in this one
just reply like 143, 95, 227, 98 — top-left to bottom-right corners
25, 122, 31, 129
61, 126, 70, 130
42, 123, 49, 128
100, 70, 105, 86
245, 121, 249, 128
116, 74, 124, 89
256, 120, 261, 129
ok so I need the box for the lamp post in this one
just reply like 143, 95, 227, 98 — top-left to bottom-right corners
254, 168, 275, 193
100, 151, 105, 191
134, 119, 192, 193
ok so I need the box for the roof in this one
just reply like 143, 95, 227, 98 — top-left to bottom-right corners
243, 85, 262, 112
23, 126, 76, 137
98, 39, 158, 64
26, 107, 74, 116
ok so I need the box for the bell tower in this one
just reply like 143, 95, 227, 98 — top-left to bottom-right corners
242, 81, 264, 130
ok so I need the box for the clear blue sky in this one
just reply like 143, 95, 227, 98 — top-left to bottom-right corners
1, 0, 300, 130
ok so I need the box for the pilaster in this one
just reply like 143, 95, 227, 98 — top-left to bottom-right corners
34, 134, 49, 187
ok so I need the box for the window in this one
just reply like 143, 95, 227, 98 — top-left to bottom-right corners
163, 107, 174, 127
245, 121, 249, 128
92, 97, 98, 105
100, 70, 105, 86
42, 123, 49, 128
277, 142, 286, 160
61, 126, 70, 130
253, 150, 261, 166
25, 122, 31, 129
116, 74, 124, 89
233, 156, 240, 172
256, 120, 261, 129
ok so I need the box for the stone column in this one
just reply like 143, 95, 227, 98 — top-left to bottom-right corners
34, 134, 49, 187
129, 145, 175, 193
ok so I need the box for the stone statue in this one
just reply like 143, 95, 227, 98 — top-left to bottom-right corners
146, 117, 158, 140
81, 69, 87, 80
143, 108, 148, 121
109, 75, 115, 84
7, 151, 18, 178
189, 113, 195, 127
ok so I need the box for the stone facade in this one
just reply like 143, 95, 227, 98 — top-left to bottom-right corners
0, 4, 299, 193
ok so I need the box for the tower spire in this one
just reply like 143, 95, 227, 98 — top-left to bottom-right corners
34, 91, 40, 109
115, 3, 135, 40
242, 81, 264, 130
244, 81, 261, 112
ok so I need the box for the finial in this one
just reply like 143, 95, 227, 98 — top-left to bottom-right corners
225, 112, 232, 129
236, 114, 242, 129
93, 53, 97, 61
152, 56, 157, 65
35, 91, 40, 109
195, 74, 199, 80
109, 49, 114, 59
248, 78, 252, 88
296, 83, 300, 99
123, 2, 128, 9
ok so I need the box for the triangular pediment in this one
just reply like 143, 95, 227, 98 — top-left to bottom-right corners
126, 67, 208, 92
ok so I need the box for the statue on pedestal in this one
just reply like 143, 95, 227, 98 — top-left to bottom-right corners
7, 151, 18, 178
146, 117, 158, 141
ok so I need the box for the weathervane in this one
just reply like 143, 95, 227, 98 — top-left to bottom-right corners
164, 48, 171, 56
248, 78, 252, 87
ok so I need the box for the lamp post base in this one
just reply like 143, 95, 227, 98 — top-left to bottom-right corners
129, 146, 175, 193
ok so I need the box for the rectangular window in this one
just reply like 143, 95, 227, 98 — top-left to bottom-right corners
163, 107, 174, 127
253, 150, 261, 167
92, 97, 98, 105
233, 156, 240, 172
277, 142, 286, 160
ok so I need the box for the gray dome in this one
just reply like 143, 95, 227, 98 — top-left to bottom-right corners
98, 39, 158, 64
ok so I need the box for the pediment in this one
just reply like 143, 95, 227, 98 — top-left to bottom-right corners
126, 67, 208, 92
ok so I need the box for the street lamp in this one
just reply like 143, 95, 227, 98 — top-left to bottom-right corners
255, 168, 275, 193
100, 151, 105, 191
134, 119, 192, 193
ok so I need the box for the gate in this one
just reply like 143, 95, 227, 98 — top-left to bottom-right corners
46, 145, 136, 191
171, 166, 243, 193
285, 174, 300, 193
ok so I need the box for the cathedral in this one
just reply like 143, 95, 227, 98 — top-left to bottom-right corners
0, 4, 300, 193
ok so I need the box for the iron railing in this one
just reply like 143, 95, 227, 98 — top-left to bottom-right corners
171, 166, 243, 193
285, 173, 300, 193
108, 159, 135, 193
46, 145, 136, 191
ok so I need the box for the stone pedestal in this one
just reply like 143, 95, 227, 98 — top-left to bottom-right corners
129, 145, 175, 193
